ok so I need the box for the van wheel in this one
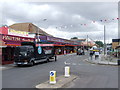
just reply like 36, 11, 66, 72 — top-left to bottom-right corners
47, 58, 50, 62
30, 61, 34, 66
55, 56, 57, 61
17, 64, 21, 67
45, 58, 50, 63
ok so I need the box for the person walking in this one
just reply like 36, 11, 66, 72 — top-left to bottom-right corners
94, 51, 100, 60
89, 48, 93, 60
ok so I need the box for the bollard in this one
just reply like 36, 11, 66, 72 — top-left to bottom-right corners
49, 71, 56, 84
65, 66, 70, 77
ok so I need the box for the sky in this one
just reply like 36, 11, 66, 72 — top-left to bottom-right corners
0, 0, 119, 43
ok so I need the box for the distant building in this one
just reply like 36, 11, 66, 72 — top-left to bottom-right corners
70, 38, 96, 47
112, 39, 120, 49
106, 43, 112, 50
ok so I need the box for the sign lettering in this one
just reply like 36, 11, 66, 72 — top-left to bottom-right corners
2, 35, 34, 42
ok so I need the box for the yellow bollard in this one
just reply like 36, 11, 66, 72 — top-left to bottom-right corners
65, 66, 70, 77
49, 71, 56, 84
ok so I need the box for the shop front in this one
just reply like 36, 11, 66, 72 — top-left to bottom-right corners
1, 34, 34, 65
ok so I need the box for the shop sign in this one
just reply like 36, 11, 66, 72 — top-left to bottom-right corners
0, 26, 8, 34
38, 46, 42, 54
47, 36, 66, 43
2, 35, 34, 42
46, 36, 79, 45
8, 29, 28, 37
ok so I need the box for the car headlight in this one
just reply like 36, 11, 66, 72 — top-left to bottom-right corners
24, 53, 27, 56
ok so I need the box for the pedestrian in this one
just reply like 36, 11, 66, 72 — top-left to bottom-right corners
64, 49, 66, 56
81, 48, 84, 55
94, 51, 99, 60
89, 49, 93, 60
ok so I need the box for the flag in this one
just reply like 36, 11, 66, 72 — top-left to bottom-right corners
43, 19, 47, 21
104, 19, 107, 21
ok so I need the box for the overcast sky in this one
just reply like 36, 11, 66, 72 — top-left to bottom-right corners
0, 0, 119, 43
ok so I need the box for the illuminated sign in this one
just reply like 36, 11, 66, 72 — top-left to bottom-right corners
38, 46, 42, 54
8, 29, 28, 36
0, 26, 8, 34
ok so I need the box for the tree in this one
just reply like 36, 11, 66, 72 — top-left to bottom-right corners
95, 41, 103, 47
71, 37, 78, 39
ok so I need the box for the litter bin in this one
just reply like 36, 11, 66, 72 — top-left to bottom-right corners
117, 60, 120, 65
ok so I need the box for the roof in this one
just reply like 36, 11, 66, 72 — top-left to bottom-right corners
9, 23, 52, 36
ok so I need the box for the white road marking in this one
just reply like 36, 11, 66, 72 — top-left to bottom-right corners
72, 63, 77, 65
64, 62, 71, 65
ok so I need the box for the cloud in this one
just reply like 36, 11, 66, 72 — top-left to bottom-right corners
0, 1, 118, 43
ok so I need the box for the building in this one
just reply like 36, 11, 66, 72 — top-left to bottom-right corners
0, 23, 81, 65
112, 39, 120, 49
71, 38, 96, 48
0, 26, 35, 64
9, 23, 52, 36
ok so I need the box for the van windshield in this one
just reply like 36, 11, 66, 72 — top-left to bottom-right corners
14, 46, 33, 55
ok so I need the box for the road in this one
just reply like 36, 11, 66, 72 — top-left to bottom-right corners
2, 53, 118, 89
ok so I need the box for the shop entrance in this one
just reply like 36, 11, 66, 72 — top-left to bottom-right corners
2, 47, 15, 64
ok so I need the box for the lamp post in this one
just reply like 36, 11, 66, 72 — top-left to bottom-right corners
104, 25, 106, 55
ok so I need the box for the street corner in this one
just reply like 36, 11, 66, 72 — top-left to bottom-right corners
35, 75, 78, 89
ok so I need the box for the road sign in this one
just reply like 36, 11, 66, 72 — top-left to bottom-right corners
49, 71, 56, 84
50, 72, 54, 76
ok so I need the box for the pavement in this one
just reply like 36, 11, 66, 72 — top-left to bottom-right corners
0, 64, 16, 71
85, 53, 118, 66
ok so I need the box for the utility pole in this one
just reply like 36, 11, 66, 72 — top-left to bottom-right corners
104, 25, 106, 55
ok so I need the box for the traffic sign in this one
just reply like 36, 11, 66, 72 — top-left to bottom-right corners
50, 72, 54, 76
49, 71, 56, 84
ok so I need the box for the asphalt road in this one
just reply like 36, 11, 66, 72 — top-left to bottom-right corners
2, 53, 119, 88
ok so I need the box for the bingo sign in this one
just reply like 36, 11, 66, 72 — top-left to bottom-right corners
38, 46, 42, 54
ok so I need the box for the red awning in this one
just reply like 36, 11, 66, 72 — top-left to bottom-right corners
36, 44, 65, 47
65, 44, 79, 46
6, 44, 21, 46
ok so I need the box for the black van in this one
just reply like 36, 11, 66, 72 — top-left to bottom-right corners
14, 42, 57, 66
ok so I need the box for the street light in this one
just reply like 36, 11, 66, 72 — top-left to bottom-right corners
104, 25, 106, 55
